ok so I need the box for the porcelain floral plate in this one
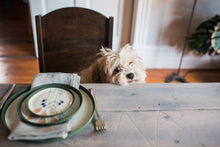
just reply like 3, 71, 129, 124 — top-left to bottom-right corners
17, 84, 82, 126
26, 87, 75, 117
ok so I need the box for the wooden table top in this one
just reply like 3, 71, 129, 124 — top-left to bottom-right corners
0, 83, 219, 147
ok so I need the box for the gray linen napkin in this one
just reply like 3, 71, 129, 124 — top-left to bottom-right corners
31, 73, 80, 89
8, 73, 80, 140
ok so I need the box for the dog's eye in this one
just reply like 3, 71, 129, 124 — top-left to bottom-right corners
129, 62, 134, 67
114, 67, 121, 73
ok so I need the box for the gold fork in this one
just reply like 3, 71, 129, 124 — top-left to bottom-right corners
89, 88, 106, 131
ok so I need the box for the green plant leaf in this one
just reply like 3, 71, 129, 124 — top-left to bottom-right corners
211, 23, 220, 54
188, 15, 220, 55
188, 32, 211, 41
188, 37, 211, 54
196, 20, 217, 31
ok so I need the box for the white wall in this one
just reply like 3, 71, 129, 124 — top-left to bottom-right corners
132, 0, 220, 69
29, 0, 220, 69
29, 0, 124, 57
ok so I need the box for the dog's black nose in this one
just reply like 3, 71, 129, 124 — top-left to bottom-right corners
126, 73, 134, 80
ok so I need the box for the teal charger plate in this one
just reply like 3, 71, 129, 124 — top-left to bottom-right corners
0, 84, 95, 143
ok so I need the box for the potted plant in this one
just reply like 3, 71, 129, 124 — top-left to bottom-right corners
188, 15, 220, 55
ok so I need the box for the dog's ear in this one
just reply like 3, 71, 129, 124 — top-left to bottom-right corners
95, 57, 109, 82
119, 44, 133, 53
118, 44, 135, 56
97, 46, 113, 57
101, 46, 112, 53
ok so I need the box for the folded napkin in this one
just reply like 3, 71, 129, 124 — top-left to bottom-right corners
31, 72, 80, 89
8, 73, 80, 140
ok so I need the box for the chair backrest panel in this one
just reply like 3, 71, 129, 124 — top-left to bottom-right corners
36, 7, 113, 73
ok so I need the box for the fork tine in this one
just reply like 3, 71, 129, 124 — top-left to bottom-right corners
89, 88, 107, 132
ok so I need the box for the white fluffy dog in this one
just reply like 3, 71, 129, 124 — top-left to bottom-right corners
79, 44, 146, 85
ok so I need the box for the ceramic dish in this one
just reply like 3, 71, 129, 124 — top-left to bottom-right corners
17, 84, 82, 126
1, 84, 95, 143
26, 87, 75, 117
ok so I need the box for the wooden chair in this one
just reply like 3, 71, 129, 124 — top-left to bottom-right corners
36, 7, 113, 73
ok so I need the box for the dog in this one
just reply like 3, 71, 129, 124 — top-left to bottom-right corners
79, 44, 146, 85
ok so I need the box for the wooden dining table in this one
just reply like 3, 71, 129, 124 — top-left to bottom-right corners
0, 83, 219, 147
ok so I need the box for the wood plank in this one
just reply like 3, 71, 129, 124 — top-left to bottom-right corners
82, 83, 220, 111
0, 58, 39, 84
0, 0, 35, 57
146, 69, 220, 83
157, 110, 220, 147
0, 110, 219, 147
62, 111, 158, 147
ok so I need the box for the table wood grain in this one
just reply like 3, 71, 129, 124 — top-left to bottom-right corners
0, 83, 219, 147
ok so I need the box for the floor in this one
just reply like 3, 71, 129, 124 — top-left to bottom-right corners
0, 1, 220, 84
0, 0, 38, 84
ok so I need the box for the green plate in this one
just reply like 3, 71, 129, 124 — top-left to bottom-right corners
18, 84, 81, 126
0, 84, 95, 143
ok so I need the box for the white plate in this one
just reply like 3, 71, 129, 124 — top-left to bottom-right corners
17, 84, 82, 126
19, 89, 80, 125
27, 87, 75, 117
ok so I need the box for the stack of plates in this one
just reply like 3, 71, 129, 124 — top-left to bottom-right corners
0, 83, 95, 143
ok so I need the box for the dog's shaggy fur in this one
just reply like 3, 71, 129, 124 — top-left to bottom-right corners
79, 44, 146, 85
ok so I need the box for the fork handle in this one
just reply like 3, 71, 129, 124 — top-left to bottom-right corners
89, 88, 101, 118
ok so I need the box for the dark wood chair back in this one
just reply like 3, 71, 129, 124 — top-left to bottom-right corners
36, 7, 113, 73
